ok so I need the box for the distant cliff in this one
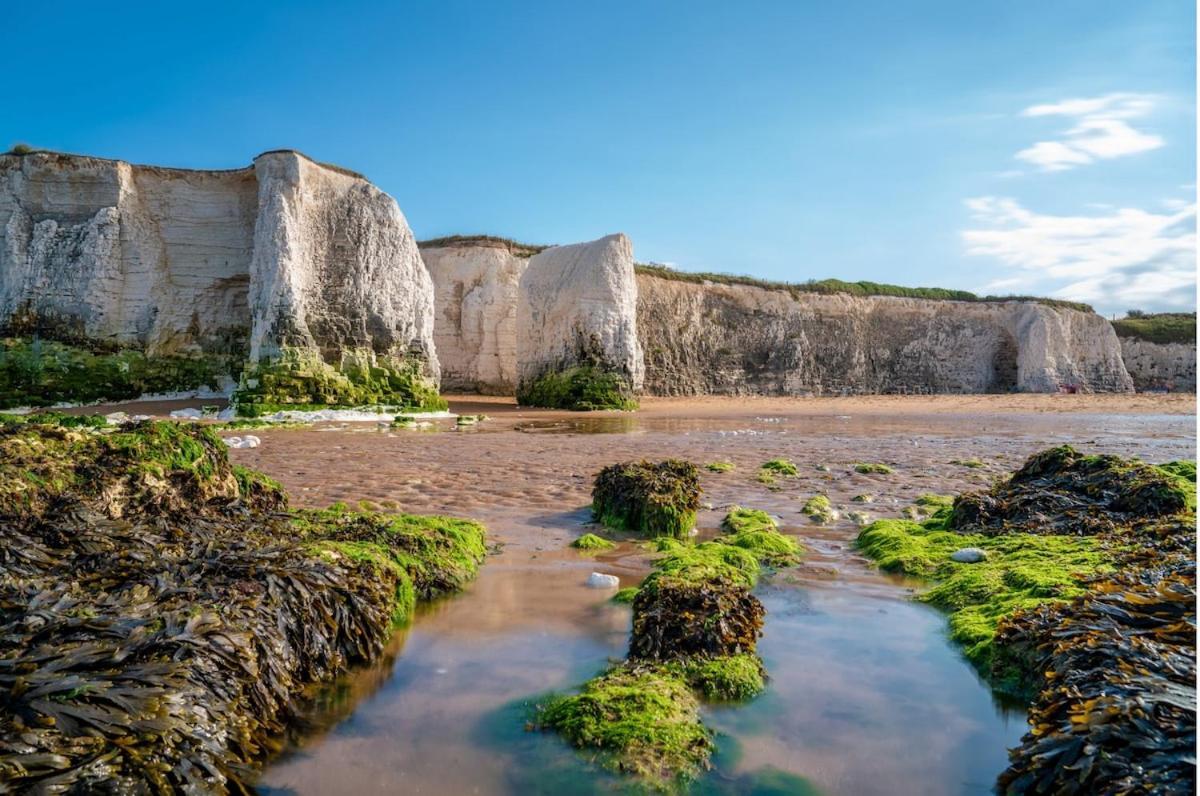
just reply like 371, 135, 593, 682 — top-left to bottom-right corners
1112, 313, 1196, 392
635, 271, 1133, 395
0, 149, 440, 411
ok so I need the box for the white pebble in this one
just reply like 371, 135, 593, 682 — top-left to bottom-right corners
587, 572, 620, 589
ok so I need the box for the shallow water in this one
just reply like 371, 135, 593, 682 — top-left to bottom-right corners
242, 404, 1194, 795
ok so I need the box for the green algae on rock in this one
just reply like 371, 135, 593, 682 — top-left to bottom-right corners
573, 532, 616, 551
854, 462, 893, 474
232, 347, 446, 416
760, 458, 798, 476
0, 420, 486, 792
0, 336, 232, 410
705, 461, 735, 472
516, 365, 638, 411
539, 505, 801, 785
592, 459, 701, 538
535, 665, 713, 781
856, 445, 1196, 794
801, 494, 837, 524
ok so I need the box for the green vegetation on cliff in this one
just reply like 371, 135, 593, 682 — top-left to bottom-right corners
1111, 312, 1196, 345
517, 365, 638, 411
635, 263, 1095, 312
233, 347, 446, 416
0, 337, 230, 409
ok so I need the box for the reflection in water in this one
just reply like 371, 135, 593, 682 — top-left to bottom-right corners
249, 409, 1193, 795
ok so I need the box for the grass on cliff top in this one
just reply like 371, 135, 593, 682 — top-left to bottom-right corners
856, 518, 1114, 686
1111, 312, 1196, 345
634, 264, 1094, 312
417, 234, 547, 258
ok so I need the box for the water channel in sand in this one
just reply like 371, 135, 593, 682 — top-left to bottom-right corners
212, 398, 1194, 795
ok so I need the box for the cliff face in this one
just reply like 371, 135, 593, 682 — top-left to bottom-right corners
636, 274, 1133, 395
516, 234, 644, 394
1, 153, 256, 355
0, 150, 439, 410
421, 240, 528, 394
1119, 338, 1196, 392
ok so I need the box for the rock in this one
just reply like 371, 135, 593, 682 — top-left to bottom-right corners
635, 270, 1133, 395
170, 408, 205, 419
223, 435, 261, 449
516, 233, 644, 397
1118, 337, 1196, 392
0, 149, 439, 409
587, 572, 621, 589
421, 239, 530, 394
950, 547, 987, 563
848, 510, 872, 527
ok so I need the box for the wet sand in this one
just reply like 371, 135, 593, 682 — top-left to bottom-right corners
100, 394, 1194, 794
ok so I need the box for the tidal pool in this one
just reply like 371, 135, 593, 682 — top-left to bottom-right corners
245, 401, 1194, 795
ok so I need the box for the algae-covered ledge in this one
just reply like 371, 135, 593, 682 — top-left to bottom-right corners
0, 417, 487, 791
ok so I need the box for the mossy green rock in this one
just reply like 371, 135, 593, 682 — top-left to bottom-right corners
593, 459, 701, 539
233, 347, 445, 416
536, 666, 713, 782
517, 365, 637, 411
573, 532, 616, 551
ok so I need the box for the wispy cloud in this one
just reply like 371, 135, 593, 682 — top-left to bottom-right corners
962, 196, 1195, 313
1014, 93, 1163, 172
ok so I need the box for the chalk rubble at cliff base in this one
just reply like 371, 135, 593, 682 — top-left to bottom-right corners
855, 446, 1196, 794
536, 490, 800, 785
0, 418, 485, 792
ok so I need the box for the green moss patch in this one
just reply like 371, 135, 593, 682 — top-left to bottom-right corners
535, 666, 713, 781
592, 459, 701, 539
672, 654, 766, 701
0, 337, 232, 410
572, 532, 616, 551
705, 461, 735, 472
612, 587, 640, 604
233, 347, 445, 416
854, 462, 893, 474
760, 458, 798, 476
517, 366, 638, 411
950, 458, 985, 468
856, 518, 1112, 680
718, 507, 802, 567
291, 504, 486, 600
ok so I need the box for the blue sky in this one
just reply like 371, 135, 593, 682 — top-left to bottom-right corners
3, 1, 1194, 315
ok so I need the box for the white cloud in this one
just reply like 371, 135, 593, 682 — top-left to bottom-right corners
962, 196, 1196, 313
1014, 93, 1163, 172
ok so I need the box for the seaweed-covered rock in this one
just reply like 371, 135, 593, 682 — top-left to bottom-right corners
0, 421, 486, 792
995, 559, 1195, 795
629, 575, 764, 661
856, 444, 1196, 794
0, 419, 283, 524
592, 459, 701, 539
535, 665, 713, 781
951, 444, 1192, 535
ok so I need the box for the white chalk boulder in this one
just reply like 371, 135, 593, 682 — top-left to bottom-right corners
587, 572, 621, 589
950, 547, 987, 564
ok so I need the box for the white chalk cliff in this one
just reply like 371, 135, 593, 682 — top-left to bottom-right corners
635, 273, 1134, 394
421, 239, 529, 394
0, 149, 438, 388
516, 233, 645, 394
